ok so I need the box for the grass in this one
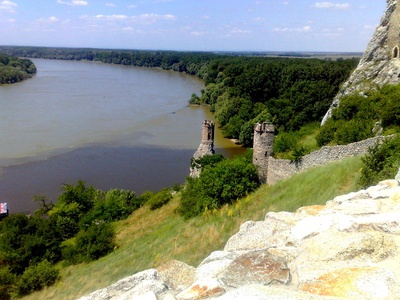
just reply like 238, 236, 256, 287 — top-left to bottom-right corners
23, 156, 363, 300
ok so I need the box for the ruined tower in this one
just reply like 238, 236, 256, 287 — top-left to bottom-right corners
190, 120, 215, 177
253, 122, 275, 183
322, 0, 400, 124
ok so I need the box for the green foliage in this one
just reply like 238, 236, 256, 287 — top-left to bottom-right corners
49, 180, 96, 239
62, 223, 116, 264
238, 108, 271, 147
180, 152, 259, 218
0, 214, 62, 275
318, 84, 400, 146
0, 267, 16, 300
80, 189, 137, 226
273, 132, 299, 154
291, 145, 308, 164
198, 56, 356, 142
137, 190, 154, 204
147, 188, 173, 210
0, 53, 36, 84
17, 260, 59, 296
359, 135, 400, 188
190, 154, 225, 170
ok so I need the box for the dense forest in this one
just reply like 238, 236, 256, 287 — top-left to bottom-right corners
0, 53, 36, 84
0, 46, 358, 150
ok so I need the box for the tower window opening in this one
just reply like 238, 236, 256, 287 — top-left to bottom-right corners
393, 46, 399, 58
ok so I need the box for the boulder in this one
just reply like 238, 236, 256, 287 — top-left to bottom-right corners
299, 267, 400, 299
176, 278, 225, 300
219, 250, 290, 288
224, 219, 294, 252
77, 269, 167, 300
158, 260, 196, 291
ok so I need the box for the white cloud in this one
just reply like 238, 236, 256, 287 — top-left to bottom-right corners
38, 16, 60, 23
0, 1, 17, 13
128, 5, 137, 9
190, 31, 205, 36
312, 2, 350, 10
96, 14, 128, 20
230, 28, 250, 34
273, 26, 312, 32
131, 13, 176, 24
86, 13, 176, 24
106, 3, 116, 7
57, 0, 88, 6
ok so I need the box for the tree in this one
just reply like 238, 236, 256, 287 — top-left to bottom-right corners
180, 152, 259, 218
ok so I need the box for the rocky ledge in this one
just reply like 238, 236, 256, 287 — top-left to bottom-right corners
79, 176, 400, 300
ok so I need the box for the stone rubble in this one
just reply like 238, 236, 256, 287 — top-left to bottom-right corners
78, 176, 400, 300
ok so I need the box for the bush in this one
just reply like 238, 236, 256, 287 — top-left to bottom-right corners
191, 154, 225, 170
0, 267, 16, 300
273, 132, 298, 153
63, 223, 116, 264
180, 152, 259, 218
80, 189, 137, 226
17, 260, 59, 296
316, 119, 337, 146
359, 135, 400, 188
147, 188, 173, 210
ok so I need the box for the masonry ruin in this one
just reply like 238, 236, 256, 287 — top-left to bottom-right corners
252, 122, 275, 183
189, 120, 215, 177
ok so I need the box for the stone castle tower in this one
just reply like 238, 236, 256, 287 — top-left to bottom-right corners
190, 120, 215, 177
253, 122, 275, 183
322, 0, 400, 124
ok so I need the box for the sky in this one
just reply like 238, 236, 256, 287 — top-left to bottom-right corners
0, 0, 387, 52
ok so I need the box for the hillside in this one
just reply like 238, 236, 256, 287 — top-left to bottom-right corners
23, 156, 362, 299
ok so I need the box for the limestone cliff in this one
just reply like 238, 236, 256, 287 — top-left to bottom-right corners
322, 0, 400, 125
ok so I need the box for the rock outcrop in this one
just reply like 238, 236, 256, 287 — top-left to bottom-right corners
322, 0, 400, 125
78, 175, 400, 299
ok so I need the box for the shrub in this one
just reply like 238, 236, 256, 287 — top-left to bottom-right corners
316, 119, 337, 146
0, 267, 16, 300
273, 132, 298, 153
80, 189, 137, 226
147, 188, 173, 210
190, 154, 225, 170
359, 135, 400, 188
180, 152, 259, 218
17, 260, 59, 296
63, 223, 116, 264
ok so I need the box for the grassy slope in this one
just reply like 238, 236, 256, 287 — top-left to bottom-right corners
24, 156, 363, 300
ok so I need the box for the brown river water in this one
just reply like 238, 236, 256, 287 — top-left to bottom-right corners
0, 59, 244, 213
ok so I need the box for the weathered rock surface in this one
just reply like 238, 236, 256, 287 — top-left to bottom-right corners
322, 0, 400, 124
78, 178, 400, 300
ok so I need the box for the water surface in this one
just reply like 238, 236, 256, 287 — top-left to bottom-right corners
0, 59, 244, 213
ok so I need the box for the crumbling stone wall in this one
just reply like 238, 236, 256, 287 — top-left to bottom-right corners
190, 120, 215, 177
266, 136, 387, 185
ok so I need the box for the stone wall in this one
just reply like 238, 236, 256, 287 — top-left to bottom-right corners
266, 136, 387, 185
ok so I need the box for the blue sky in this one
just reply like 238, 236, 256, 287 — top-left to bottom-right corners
0, 0, 387, 52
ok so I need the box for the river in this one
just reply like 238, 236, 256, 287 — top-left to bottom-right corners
0, 59, 244, 213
